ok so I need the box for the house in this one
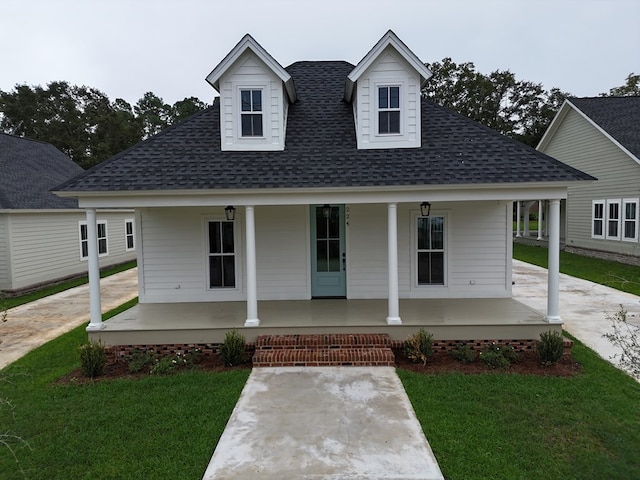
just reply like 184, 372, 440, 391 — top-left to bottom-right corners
0, 133, 136, 293
537, 96, 640, 263
55, 31, 593, 349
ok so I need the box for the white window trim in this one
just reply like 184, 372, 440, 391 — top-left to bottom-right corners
375, 82, 403, 137
605, 199, 621, 241
124, 219, 135, 251
622, 198, 639, 242
204, 216, 242, 292
410, 210, 448, 289
591, 200, 605, 239
237, 86, 266, 140
79, 220, 108, 260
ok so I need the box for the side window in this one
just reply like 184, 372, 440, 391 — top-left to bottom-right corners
208, 221, 236, 288
622, 199, 639, 242
79, 221, 108, 259
416, 215, 445, 285
606, 200, 621, 240
378, 86, 400, 134
592, 200, 604, 239
125, 219, 135, 251
240, 89, 263, 137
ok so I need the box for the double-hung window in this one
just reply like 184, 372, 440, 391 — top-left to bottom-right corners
606, 200, 621, 240
416, 216, 445, 285
592, 200, 605, 239
208, 221, 236, 288
378, 86, 400, 134
623, 199, 639, 242
240, 89, 263, 137
125, 219, 135, 251
79, 221, 108, 260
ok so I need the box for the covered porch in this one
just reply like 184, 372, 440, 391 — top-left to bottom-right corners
90, 297, 558, 345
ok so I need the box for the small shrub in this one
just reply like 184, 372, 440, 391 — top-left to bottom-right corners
127, 349, 156, 373
537, 330, 565, 367
150, 356, 176, 375
404, 329, 433, 366
220, 330, 246, 366
78, 340, 106, 378
450, 343, 477, 364
479, 342, 518, 369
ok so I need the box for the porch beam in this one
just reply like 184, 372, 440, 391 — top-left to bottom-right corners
244, 205, 260, 326
386, 203, 402, 325
546, 199, 562, 323
86, 208, 103, 331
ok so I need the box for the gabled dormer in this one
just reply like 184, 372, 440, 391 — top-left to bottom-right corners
345, 30, 432, 150
206, 34, 296, 151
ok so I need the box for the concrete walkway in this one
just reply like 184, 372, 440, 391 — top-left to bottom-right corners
203, 366, 444, 480
0, 268, 138, 370
512, 259, 640, 379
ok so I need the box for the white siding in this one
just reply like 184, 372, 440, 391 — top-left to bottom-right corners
0, 214, 10, 290
542, 108, 640, 256
6, 210, 136, 290
218, 51, 286, 151
355, 47, 421, 149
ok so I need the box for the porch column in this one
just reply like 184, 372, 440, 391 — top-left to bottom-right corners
244, 206, 260, 326
386, 203, 401, 325
546, 199, 562, 323
86, 208, 103, 330
523, 202, 531, 237
515, 201, 521, 237
537, 200, 544, 240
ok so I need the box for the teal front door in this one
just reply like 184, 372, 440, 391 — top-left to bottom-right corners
310, 205, 346, 298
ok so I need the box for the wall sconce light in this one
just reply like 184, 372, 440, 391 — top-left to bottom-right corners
420, 202, 431, 217
225, 205, 236, 221
322, 204, 331, 219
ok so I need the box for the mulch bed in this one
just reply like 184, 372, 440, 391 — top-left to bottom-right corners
57, 349, 581, 384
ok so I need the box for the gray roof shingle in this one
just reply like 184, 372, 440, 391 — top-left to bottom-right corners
569, 96, 640, 160
0, 133, 83, 209
57, 61, 593, 193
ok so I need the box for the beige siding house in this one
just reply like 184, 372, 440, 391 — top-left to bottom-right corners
537, 97, 640, 260
0, 133, 136, 292
56, 31, 592, 347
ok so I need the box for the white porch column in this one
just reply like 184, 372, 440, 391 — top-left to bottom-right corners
244, 206, 260, 326
86, 208, 103, 330
523, 202, 531, 236
386, 203, 401, 325
547, 199, 562, 323
515, 201, 521, 237
537, 200, 544, 240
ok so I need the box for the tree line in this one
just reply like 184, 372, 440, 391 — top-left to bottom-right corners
0, 62, 637, 169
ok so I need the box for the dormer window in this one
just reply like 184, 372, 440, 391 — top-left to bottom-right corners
378, 86, 401, 134
240, 89, 263, 137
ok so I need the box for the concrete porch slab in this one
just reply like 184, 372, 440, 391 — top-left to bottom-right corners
203, 366, 444, 480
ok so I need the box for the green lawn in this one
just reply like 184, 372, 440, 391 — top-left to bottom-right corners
513, 243, 640, 296
400, 337, 640, 480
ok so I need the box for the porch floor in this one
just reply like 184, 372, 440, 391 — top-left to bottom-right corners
93, 298, 558, 345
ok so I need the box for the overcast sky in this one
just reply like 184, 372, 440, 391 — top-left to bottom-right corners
2, 0, 638, 106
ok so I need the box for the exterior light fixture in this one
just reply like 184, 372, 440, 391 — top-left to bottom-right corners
322, 204, 331, 219
420, 202, 431, 217
225, 205, 236, 221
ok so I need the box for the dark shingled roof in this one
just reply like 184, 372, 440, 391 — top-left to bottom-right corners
569, 96, 640, 160
57, 61, 593, 193
0, 133, 83, 209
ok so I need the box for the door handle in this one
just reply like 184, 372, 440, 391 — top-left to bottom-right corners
342, 252, 346, 271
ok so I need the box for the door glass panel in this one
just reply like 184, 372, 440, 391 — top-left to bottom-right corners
328, 207, 340, 238
316, 207, 327, 239
328, 240, 340, 272
316, 240, 328, 272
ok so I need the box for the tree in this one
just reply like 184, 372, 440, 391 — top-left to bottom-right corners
602, 73, 640, 97
422, 58, 571, 147
134, 92, 172, 138
171, 96, 208, 124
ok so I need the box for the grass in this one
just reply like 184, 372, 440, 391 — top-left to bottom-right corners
513, 243, 640, 296
399, 336, 640, 480
1, 261, 137, 310
0, 299, 249, 479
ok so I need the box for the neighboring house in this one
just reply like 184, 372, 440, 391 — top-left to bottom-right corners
537, 96, 640, 261
55, 31, 592, 347
0, 133, 136, 292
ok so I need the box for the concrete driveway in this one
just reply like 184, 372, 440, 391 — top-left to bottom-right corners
0, 268, 138, 370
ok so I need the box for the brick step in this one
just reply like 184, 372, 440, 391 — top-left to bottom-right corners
252, 347, 395, 367
254, 333, 393, 350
